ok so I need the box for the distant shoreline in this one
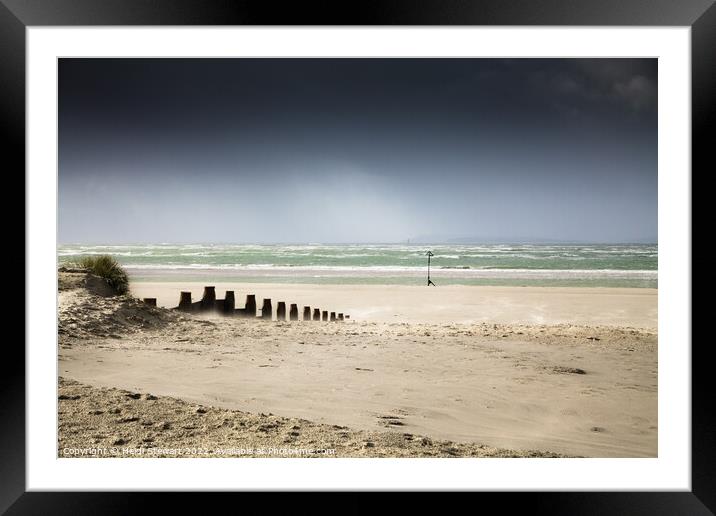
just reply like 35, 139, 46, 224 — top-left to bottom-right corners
126, 269, 657, 289
58, 242, 658, 289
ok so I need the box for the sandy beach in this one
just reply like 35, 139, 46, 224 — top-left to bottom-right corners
58, 272, 657, 458
130, 281, 657, 328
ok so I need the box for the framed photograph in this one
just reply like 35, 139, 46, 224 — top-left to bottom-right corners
10, 0, 710, 511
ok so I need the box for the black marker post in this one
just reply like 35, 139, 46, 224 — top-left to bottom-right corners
426, 251, 436, 286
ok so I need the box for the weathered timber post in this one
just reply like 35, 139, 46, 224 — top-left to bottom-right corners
201, 286, 216, 311
322, 310, 328, 321
338, 313, 344, 321
143, 298, 157, 306
178, 291, 193, 311
277, 301, 287, 321
289, 304, 299, 321
345, 315, 350, 319
244, 294, 256, 317
303, 306, 311, 321
330, 312, 336, 322
313, 308, 321, 321
261, 298, 272, 320
223, 291, 235, 313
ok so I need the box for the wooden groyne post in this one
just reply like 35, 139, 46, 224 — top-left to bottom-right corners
143, 298, 157, 306
223, 291, 235, 313
313, 308, 321, 321
178, 291, 193, 311
338, 313, 344, 321
322, 310, 328, 321
330, 311, 336, 322
303, 306, 311, 321
200, 286, 216, 311
289, 304, 299, 321
243, 294, 257, 317
261, 299, 272, 320
277, 301, 287, 321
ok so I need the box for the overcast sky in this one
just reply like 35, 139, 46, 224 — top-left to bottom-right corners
59, 58, 657, 244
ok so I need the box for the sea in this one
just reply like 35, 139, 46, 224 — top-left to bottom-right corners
57, 243, 657, 288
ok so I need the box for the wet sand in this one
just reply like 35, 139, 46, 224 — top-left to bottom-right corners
130, 281, 657, 328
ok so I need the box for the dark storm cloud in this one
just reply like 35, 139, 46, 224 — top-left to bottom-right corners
59, 58, 657, 244
537, 59, 657, 112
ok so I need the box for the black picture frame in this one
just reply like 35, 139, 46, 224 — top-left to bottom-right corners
6, 0, 710, 512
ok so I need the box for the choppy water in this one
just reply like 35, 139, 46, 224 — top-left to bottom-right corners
58, 243, 657, 288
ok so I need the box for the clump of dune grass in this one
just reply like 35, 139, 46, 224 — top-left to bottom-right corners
76, 255, 129, 295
